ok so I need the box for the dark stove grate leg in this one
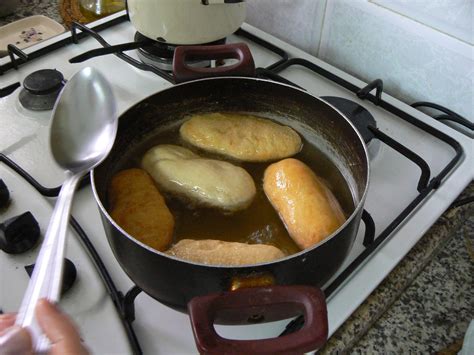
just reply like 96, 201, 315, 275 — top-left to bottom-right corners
357, 79, 383, 105
369, 126, 431, 192
6, 44, 28, 70
119, 286, 143, 323
361, 210, 376, 247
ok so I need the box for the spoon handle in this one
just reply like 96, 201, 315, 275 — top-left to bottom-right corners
15, 172, 82, 352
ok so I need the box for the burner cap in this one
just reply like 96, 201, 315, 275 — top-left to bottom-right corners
23, 69, 64, 95
321, 96, 376, 144
19, 69, 65, 111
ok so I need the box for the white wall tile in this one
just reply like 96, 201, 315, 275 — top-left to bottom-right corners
244, 0, 326, 55
319, 0, 473, 120
371, 0, 474, 44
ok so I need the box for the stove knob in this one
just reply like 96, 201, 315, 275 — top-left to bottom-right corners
0, 179, 10, 208
0, 212, 40, 254
25, 258, 77, 296
19, 69, 65, 111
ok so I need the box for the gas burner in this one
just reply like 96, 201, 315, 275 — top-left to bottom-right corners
18, 69, 65, 111
321, 96, 380, 160
134, 32, 226, 71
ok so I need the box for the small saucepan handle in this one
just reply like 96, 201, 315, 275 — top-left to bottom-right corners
187, 285, 328, 355
173, 43, 256, 83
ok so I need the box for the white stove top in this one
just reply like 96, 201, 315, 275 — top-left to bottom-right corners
0, 12, 472, 354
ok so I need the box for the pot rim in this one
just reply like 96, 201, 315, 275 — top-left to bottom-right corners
91, 76, 371, 269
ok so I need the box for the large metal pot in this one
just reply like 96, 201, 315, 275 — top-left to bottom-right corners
91, 44, 369, 353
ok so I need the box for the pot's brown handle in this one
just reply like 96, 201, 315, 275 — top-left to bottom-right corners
187, 285, 328, 355
173, 43, 256, 83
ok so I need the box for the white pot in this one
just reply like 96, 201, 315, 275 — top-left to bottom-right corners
127, 0, 246, 45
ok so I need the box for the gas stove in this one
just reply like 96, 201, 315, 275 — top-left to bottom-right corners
0, 12, 472, 354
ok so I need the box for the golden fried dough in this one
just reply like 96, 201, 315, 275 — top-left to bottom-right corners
263, 158, 346, 249
142, 145, 256, 212
180, 112, 302, 162
166, 239, 285, 265
109, 168, 174, 251
146, 158, 256, 211
142, 144, 198, 166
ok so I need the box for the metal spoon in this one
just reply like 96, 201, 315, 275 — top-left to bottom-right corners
14, 67, 118, 352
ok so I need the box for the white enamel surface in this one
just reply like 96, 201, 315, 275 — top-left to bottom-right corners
0, 16, 472, 354
127, 0, 245, 44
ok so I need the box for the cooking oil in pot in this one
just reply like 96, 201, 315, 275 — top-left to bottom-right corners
111, 114, 355, 257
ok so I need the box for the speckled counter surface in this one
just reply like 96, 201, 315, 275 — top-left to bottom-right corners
0, 0, 63, 26
321, 182, 473, 354
1, 5, 473, 354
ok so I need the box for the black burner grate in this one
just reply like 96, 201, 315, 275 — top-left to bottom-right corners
257, 58, 463, 338
320, 96, 377, 144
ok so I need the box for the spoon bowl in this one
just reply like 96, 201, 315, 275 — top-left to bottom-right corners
50, 67, 117, 172
14, 67, 117, 352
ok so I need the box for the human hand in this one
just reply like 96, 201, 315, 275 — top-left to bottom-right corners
0, 299, 88, 355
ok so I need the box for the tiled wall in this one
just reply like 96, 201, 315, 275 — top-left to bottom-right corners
245, 0, 473, 121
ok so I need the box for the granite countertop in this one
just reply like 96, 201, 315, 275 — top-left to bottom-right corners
1, 3, 473, 354
0, 0, 63, 27
321, 182, 473, 354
